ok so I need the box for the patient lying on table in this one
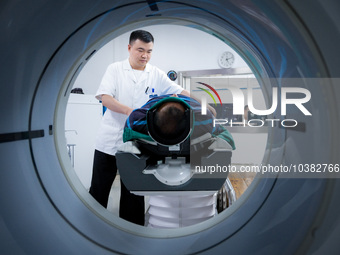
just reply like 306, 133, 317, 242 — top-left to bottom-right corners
121, 94, 235, 228
123, 94, 235, 148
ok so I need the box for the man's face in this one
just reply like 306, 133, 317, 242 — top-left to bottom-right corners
128, 39, 153, 70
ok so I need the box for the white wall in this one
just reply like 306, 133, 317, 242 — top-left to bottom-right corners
72, 41, 115, 95
65, 94, 102, 190
72, 24, 248, 94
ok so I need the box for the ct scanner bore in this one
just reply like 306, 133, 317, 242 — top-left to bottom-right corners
1, 1, 340, 254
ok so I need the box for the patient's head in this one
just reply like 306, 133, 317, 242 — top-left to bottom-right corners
154, 102, 186, 139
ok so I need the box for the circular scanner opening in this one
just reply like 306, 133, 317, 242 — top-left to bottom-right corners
19, 2, 340, 254
58, 21, 269, 237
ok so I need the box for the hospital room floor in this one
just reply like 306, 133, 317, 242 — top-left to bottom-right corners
228, 171, 257, 199
106, 169, 256, 217
107, 176, 120, 216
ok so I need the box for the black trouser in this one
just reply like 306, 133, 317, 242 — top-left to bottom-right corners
89, 150, 145, 225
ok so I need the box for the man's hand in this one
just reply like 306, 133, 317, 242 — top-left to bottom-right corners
180, 89, 190, 97
207, 104, 217, 117
180, 89, 217, 117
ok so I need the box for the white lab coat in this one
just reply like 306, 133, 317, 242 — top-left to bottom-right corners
95, 59, 183, 155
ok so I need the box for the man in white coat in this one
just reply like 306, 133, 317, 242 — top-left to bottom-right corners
89, 30, 190, 225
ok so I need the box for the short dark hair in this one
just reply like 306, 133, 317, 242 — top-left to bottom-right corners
129, 30, 154, 45
154, 102, 186, 139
